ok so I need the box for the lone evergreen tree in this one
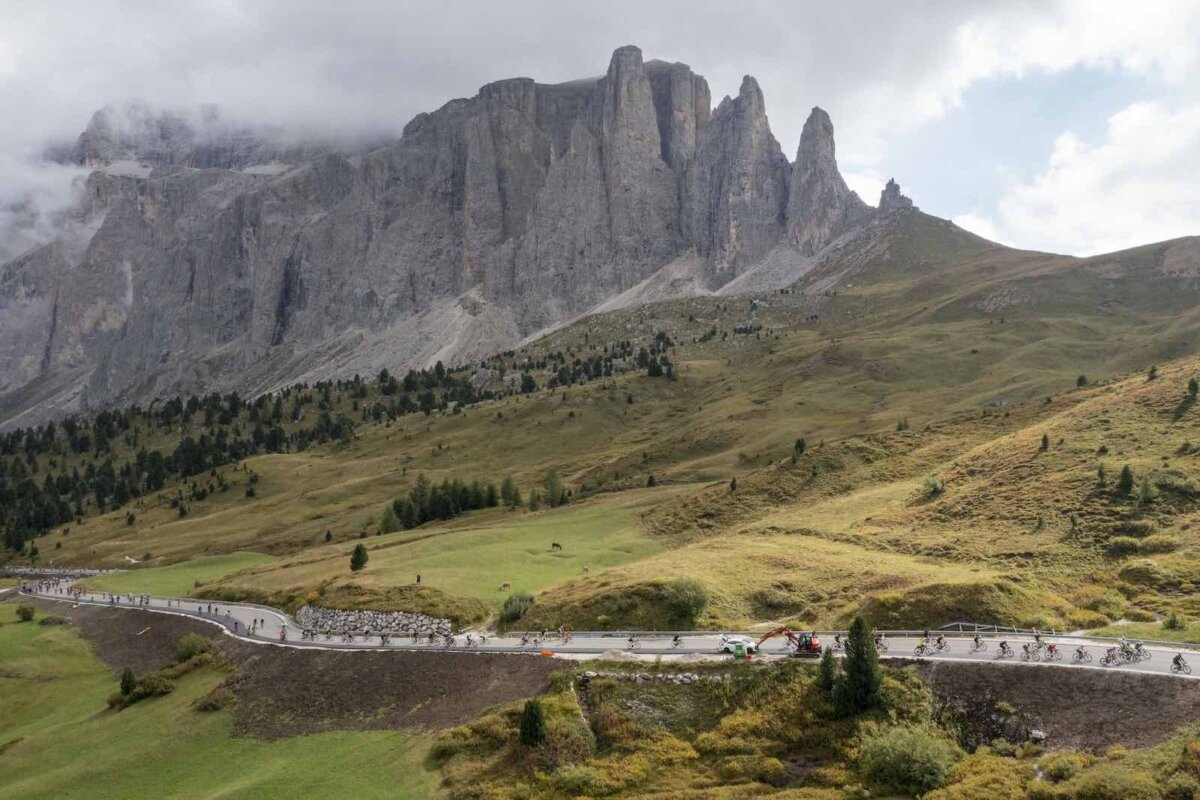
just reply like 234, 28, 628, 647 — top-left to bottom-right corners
120, 667, 136, 696
1148, 365, 1159, 381
1190, 377, 1199, 399
729, 476, 738, 493
792, 438, 806, 464
1097, 463, 1106, 487
818, 645, 838, 691
350, 543, 369, 572
1040, 433, 1050, 451
519, 699, 546, 747
324, 529, 333, 542
833, 617, 881, 716
1115, 464, 1135, 496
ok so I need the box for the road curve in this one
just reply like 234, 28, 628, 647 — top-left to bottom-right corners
17, 581, 1198, 680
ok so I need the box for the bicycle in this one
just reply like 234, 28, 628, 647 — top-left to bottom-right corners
1101, 649, 1122, 667
1072, 647, 1092, 663
996, 643, 1014, 658
1020, 646, 1040, 662
970, 639, 988, 653
1171, 658, 1192, 675
627, 636, 640, 650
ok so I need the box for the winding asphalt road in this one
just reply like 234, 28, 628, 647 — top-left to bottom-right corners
17, 580, 1198, 679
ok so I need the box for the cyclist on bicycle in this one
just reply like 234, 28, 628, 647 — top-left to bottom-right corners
834, 633, 842, 648
973, 634, 983, 648
935, 634, 946, 649
672, 635, 683, 648
627, 634, 638, 648
1173, 653, 1188, 669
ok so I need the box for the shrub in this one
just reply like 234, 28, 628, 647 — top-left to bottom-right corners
539, 719, 595, 769
553, 765, 603, 795
924, 475, 946, 497
132, 673, 175, 699
1106, 536, 1141, 557
663, 578, 709, 626
1036, 763, 1161, 800
15, 605, 35, 622
519, 699, 546, 748
717, 754, 787, 784
499, 592, 535, 624
1039, 751, 1094, 782
193, 686, 234, 712
1071, 586, 1126, 619
1164, 612, 1188, 631
925, 751, 1032, 800
1165, 772, 1200, 800
174, 633, 210, 663
1139, 535, 1181, 554
38, 615, 69, 626
860, 724, 962, 795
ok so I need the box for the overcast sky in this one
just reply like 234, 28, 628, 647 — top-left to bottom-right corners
2, 0, 1199, 256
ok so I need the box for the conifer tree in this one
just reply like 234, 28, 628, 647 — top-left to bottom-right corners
833, 617, 881, 716
350, 543, 369, 572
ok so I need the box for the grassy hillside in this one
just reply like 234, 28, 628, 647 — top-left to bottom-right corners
0, 603, 439, 800
6, 214, 1200, 634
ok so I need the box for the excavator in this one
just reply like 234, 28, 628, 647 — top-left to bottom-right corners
756, 626, 822, 658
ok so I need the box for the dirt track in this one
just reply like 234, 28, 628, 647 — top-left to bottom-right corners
18, 597, 560, 738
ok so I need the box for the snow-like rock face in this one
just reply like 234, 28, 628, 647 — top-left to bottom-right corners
0, 46, 888, 427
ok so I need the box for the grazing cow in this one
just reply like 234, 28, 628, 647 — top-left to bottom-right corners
581, 566, 590, 574
551, 542, 563, 551
499, 581, 511, 591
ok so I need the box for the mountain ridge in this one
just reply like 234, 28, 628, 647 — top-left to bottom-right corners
1, 45, 916, 428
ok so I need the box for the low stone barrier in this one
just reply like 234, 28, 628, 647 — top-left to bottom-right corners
295, 605, 451, 637
576, 670, 726, 686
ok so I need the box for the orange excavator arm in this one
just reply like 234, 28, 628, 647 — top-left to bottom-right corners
756, 626, 801, 648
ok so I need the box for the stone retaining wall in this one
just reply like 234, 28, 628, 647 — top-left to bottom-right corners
295, 605, 451, 637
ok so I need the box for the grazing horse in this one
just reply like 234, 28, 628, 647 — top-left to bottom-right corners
499, 581, 511, 591
551, 542, 563, 551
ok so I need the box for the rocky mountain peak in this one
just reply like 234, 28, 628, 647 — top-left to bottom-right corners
1, 45, 886, 427
787, 106, 870, 255
70, 101, 334, 173
879, 177, 917, 212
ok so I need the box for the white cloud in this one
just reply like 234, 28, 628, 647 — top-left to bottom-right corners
1, 1, 1199, 258
977, 101, 1200, 255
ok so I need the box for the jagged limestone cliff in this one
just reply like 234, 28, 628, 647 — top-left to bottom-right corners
0, 45, 887, 426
